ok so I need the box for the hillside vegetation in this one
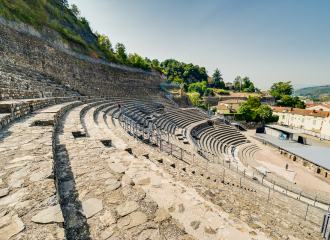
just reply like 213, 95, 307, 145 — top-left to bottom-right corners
295, 85, 330, 98
0, 0, 211, 79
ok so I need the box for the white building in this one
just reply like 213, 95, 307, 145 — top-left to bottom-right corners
273, 107, 330, 132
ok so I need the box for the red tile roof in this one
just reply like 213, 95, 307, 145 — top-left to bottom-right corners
272, 107, 330, 118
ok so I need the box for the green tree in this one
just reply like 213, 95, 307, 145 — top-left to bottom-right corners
95, 32, 116, 62
247, 96, 261, 109
152, 59, 160, 66
160, 59, 208, 83
212, 107, 218, 113
242, 77, 252, 89
269, 81, 293, 100
257, 105, 273, 122
188, 83, 201, 94
279, 95, 294, 107
234, 76, 242, 91
238, 103, 256, 122
60, 0, 69, 8
211, 68, 225, 88
173, 77, 184, 84
278, 95, 306, 109
189, 92, 200, 106
70, 4, 80, 18
248, 83, 255, 92
115, 43, 128, 64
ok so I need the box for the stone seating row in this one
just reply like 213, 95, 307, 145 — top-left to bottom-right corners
53, 99, 201, 239
0, 62, 78, 99
0, 99, 87, 239
115, 104, 323, 240
0, 96, 96, 131
195, 124, 247, 156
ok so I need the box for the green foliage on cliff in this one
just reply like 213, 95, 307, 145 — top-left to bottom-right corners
0, 0, 153, 71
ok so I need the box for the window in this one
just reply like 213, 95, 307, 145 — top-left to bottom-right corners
282, 115, 285, 119
302, 118, 305, 123
313, 120, 316, 125
291, 117, 294, 121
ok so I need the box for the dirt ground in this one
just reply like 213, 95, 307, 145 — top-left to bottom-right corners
243, 130, 330, 195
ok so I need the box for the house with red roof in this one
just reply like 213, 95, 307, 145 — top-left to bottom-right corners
272, 107, 330, 132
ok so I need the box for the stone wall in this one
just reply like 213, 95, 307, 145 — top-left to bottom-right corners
0, 23, 167, 99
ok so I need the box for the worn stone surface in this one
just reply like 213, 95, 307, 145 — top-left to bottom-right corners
82, 198, 103, 218
154, 208, 171, 222
31, 205, 64, 223
0, 212, 24, 240
116, 201, 139, 217
138, 177, 151, 185
0, 188, 9, 198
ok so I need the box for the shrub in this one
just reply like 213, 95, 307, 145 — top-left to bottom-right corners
216, 90, 229, 95
206, 88, 214, 96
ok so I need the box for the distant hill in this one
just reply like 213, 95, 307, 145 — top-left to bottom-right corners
295, 85, 330, 98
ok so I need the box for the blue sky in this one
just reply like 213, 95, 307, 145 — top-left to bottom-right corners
68, 0, 330, 90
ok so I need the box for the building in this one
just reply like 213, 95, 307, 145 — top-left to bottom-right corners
321, 117, 330, 136
219, 99, 246, 112
273, 107, 330, 131
261, 91, 269, 95
303, 99, 314, 104
225, 82, 232, 89
215, 103, 231, 114
307, 105, 330, 112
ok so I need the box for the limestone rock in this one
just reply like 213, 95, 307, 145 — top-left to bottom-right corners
117, 215, 131, 229
10, 166, 30, 180
0, 210, 7, 218
0, 188, 9, 198
107, 182, 121, 191
100, 211, 116, 226
100, 227, 114, 239
10, 156, 34, 163
55, 228, 66, 240
0, 212, 25, 240
138, 229, 161, 240
138, 177, 151, 185
82, 198, 103, 218
122, 175, 134, 185
105, 178, 118, 185
116, 201, 139, 216
30, 167, 53, 182
190, 221, 201, 230
108, 163, 126, 174
154, 208, 171, 222
31, 205, 64, 223
123, 211, 147, 230
9, 179, 24, 189
0, 188, 28, 206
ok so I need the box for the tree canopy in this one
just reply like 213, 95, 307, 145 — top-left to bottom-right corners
160, 59, 208, 83
277, 95, 306, 109
239, 97, 278, 123
269, 81, 293, 100
211, 68, 225, 89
